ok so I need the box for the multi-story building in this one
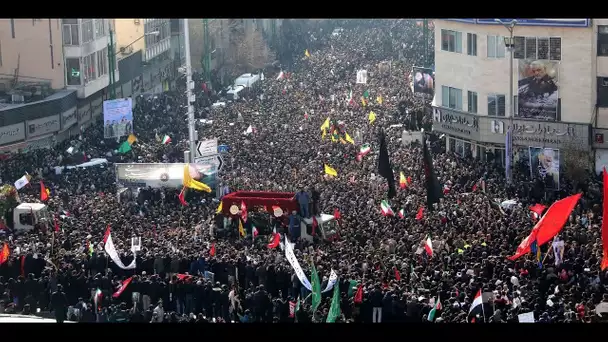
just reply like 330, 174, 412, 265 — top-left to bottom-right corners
431, 19, 608, 174
114, 19, 173, 94
0, 19, 78, 153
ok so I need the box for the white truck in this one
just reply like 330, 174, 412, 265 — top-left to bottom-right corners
11, 203, 51, 233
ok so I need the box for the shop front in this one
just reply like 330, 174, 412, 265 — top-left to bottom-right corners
432, 106, 591, 165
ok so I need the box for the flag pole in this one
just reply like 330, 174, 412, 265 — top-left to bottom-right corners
481, 293, 487, 323
542, 239, 553, 264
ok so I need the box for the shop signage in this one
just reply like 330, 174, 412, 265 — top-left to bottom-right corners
61, 107, 78, 130
0, 122, 26, 146
485, 119, 589, 150
432, 107, 480, 139
26, 115, 60, 138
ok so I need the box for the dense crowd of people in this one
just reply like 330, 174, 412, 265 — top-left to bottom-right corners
0, 19, 607, 324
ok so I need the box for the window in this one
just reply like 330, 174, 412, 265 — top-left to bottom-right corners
66, 58, 81, 85
467, 91, 478, 113
81, 19, 94, 43
467, 33, 477, 56
487, 35, 505, 58
94, 19, 106, 38
441, 29, 462, 53
19, 213, 33, 226
83, 52, 97, 83
599, 26, 608, 56
487, 94, 506, 117
598, 77, 608, 107
96, 48, 108, 77
62, 19, 79, 45
514, 36, 561, 61
441, 86, 462, 110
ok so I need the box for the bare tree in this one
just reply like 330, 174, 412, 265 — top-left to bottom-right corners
561, 141, 592, 191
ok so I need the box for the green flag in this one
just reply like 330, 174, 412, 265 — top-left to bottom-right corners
363, 89, 370, 99
295, 296, 301, 312
427, 296, 442, 322
347, 280, 359, 297
310, 262, 322, 313
118, 141, 132, 154
326, 279, 341, 323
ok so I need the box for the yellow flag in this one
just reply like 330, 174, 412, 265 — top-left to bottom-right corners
361, 97, 367, 107
331, 134, 338, 143
368, 111, 377, 124
320, 117, 330, 131
376, 96, 383, 105
216, 201, 223, 214
46, 188, 51, 196
344, 132, 355, 145
127, 134, 138, 145
324, 164, 338, 177
321, 129, 327, 140
183, 164, 212, 193
239, 219, 246, 237
305, 49, 311, 58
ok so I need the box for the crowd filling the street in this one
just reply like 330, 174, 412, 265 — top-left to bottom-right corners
1, 19, 608, 324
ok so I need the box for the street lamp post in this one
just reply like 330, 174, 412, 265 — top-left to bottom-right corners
107, 29, 160, 100
496, 19, 517, 184
184, 18, 197, 162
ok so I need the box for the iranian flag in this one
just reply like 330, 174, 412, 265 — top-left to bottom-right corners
252, 225, 259, 241
424, 236, 433, 258
398, 208, 405, 219
162, 135, 172, 145
428, 296, 442, 322
346, 89, 353, 105
380, 200, 394, 216
94, 288, 103, 311
356, 144, 371, 161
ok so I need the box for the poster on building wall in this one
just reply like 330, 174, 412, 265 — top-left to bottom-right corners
103, 98, 133, 139
517, 60, 559, 121
529, 147, 560, 189
412, 66, 434, 95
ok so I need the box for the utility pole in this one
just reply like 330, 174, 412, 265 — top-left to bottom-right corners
423, 19, 429, 68
184, 18, 197, 161
108, 29, 117, 99
203, 19, 211, 87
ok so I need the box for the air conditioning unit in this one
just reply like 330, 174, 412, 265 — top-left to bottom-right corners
11, 94, 24, 104
120, 45, 134, 55
134, 19, 140, 25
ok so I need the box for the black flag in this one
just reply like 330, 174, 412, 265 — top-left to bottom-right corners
422, 134, 443, 209
378, 129, 396, 198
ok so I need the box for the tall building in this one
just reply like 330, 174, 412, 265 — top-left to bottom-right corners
0, 19, 78, 153
114, 19, 174, 94
431, 19, 608, 175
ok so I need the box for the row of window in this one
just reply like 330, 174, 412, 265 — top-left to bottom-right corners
441, 85, 516, 117
144, 19, 171, 47
62, 19, 107, 46
442, 29, 562, 61
65, 47, 109, 86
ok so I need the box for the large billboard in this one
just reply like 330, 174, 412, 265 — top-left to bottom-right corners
26, 115, 60, 138
529, 147, 560, 189
103, 98, 133, 139
517, 59, 559, 121
116, 163, 217, 189
0, 123, 26, 146
412, 66, 434, 95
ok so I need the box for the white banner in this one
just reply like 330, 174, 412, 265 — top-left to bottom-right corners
284, 237, 312, 291
322, 269, 338, 293
356, 70, 368, 84
105, 232, 136, 270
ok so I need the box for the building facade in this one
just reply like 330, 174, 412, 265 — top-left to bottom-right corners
432, 19, 605, 172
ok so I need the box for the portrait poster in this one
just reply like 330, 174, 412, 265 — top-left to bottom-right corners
517, 60, 559, 120
529, 147, 560, 189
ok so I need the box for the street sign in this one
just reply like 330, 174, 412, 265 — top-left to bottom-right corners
197, 139, 218, 158
194, 154, 224, 172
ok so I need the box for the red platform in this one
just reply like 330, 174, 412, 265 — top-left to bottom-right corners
220, 191, 297, 215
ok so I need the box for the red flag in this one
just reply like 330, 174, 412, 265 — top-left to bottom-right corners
333, 208, 341, 220
103, 225, 111, 244
0, 243, 9, 265
394, 267, 401, 281
177, 274, 193, 282
178, 187, 188, 206
241, 201, 248, 222
209, 243, 216, 257
54, 215, 60, 233
529, 203, 547, 221
602, 168, 608, 270
407, 176, 412, 184
267, 233, 280, 249
354, 285, 363, 304
416, 207, 424, 220
20, 255, 25, 276
311, 216, 318, 236
40, 181, 49, 202
472, 183, 478, 192
508, 193, 581, 261
289, 301, 296, 317
112, 276, 133, 298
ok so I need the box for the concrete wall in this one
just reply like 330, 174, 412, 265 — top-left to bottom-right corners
114, 19, 146, 58
0, 19, 65, 89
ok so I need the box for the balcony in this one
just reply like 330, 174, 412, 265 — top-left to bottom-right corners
144, 37, 171, 62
